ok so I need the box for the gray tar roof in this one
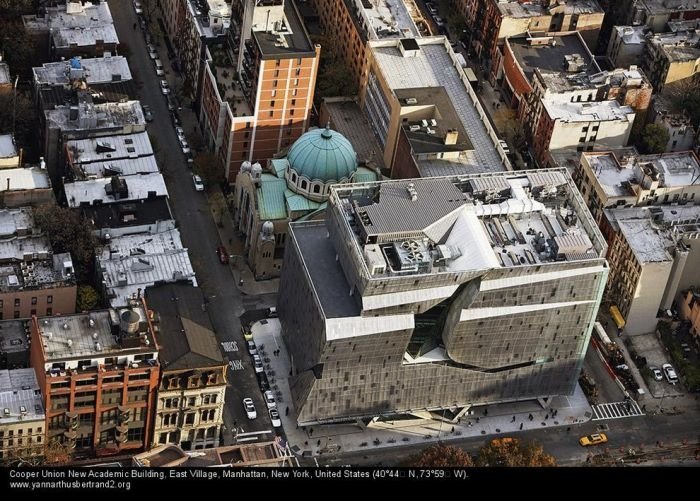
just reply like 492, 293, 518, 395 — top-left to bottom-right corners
357, 178, 465, 237
82, 198, 173, 231
146, 284, 223, 371
0, 369, 44, 425
33, 56, 131, 86
0, 321, 30, 357
253, 0, 315, 58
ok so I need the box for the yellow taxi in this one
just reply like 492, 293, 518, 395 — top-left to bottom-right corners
579, 433, 608, 446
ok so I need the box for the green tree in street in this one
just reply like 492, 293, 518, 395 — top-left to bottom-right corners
475, 438, 556, 467
76, 285, 100, 311
637, 123, 670, 154
406, 444, 475, 467
194, 152, 224, 185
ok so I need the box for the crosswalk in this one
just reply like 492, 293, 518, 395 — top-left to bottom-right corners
592, 400, 644, 420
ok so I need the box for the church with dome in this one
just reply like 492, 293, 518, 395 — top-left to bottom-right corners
232, 126, 379, 280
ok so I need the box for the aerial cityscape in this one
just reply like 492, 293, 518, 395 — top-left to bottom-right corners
0, 0, 699, 479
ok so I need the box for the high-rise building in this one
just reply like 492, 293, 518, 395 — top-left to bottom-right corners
29, 302, 160, 457
278, 169, 608, 424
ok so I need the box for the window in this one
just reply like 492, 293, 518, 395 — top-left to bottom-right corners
47, 296, 53, 304
13, 311, 19, 319
273, 80, 278, 88
294, 79, 299, 86
31, 297, 37, 305
269, 111, 274, 117
46, 308, 52, 316
270, 100, 275, 107
185, 413, 195, 425
271, 90, 276, 97
291, 99, 296, 106
274, 69, 279, 77
275, 59, 280, 66
295, 68, 301, 76
313, 184, 320, 193
297, 57, 302, 65
301, 180, 308, 190
292, 89, 297, 97
14, 298, 19, 308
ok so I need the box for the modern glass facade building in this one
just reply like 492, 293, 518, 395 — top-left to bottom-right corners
278, 169, 608, 425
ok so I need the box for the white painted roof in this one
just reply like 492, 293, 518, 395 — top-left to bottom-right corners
64, 173, 168, 207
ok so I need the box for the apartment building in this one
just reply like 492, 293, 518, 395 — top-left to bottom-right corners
278, 170, 607, 424
0, 208, 76, 320
643, 25, 700, 92
603, 0, 700, 34
29, 302, 160, 457
361, 37, 509, 177
0, 165, 53, 209
147, 284, 226, 450
575, 149, 700, 222
197, 0, 320, 182
0, 320, 30, 370
607, 25, 650, 68
0, 369, 45, 463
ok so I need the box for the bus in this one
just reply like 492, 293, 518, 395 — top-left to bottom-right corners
609, 305, 626, 330
593, 321, 615, 355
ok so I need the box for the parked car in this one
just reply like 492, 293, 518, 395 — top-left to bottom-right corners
133, 1, 143, 15
142, 104, 153, 122
264, 390, 276, 409
147, 44, 158, 60
192, 174, 204, 192
171, 111, 182, 127
184, 150, 194, 165
179, 137, 190, 154
579, 433, 607, 446
175, 126, 186, 141
253, 354, 264, 373
154, 58, 165, 76
269, 408, 282, 427
242, 398, 256, 419
257, 372, 269, 392
246, 339, 257, 355
216, 245, 229, 264
662, 363, 678, 384
650, 366, 663, 381
160, 80, 170, 95
167, 95, 177, 112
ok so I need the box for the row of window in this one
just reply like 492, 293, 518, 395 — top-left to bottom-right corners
0, 427, 42, 437
0, 296, 53, 308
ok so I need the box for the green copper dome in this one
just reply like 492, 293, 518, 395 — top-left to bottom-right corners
287, 126, 357, 183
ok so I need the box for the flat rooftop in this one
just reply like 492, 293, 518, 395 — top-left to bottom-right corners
23, 1, 119, 48
508, 33, 600, 84
498, 0, 602, 17
82, 199, 173, 231
0, 252, 74, 294
0, 369, 43, 425
371, 38, 504, 171
0, 321, 30, 357
252, 0, 315, 58
638, 0, 700, 14
650, 31, 700, 62
614, 26, 648, 46
65, 173, 168, 208
187, 0, 230, 39
395, 87, 473, 154
146, 284, 223, 371
0, 134, 17, 160
323, 99, 386, 171
354, 0, 420, 40
333, 170, 605, 279
33, 56, 131, 86
97, 229, 196, 307
45, 100, 145, 132
585, 151, 700, 198
65, 131, 155, 178
37, 306, 155, 362
133, 441, 292, 467
0, 167, 52, 192
543, 99, 634, 123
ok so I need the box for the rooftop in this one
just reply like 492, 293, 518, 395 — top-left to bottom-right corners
543, 99, 634, 123
0, 167, 52, 193
146, 284, 223, 371
33, 56, 131, 87
584, 150, 700, 198
37, 305, 156, 363
0, 369, 43, 425
606, 204, 700, 263
252, 0, 315, 58
649, 30, 700, 62
186, 0, 231, 39
508, 33, 600, 85
353, 0, 420, 40
322, 98, 386, 171
64, 173, 168, 208
96, 229, 196, 307
0, 134, 18, 160
133, 441, 294, 467
370, 37, 505, 171
65, 131, 156, 178
637, 0, 700, 15
0, 252, 75, 294
295, 170, 606, 319
614, 25, 649, 46
82, 198, 173, 231
0, 62, 10, 86
0, 321, 30, 358
497, 0, 602, 18
45, 99, 145, 132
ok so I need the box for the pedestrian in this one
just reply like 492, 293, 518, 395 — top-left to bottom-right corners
317, 439, 321, 446
133, 22, 137, 30
484, 409, 488, 417
476, 417, 480, 423
528, 413, 533, 421
519, 423, 523, 430
566, 427, 571, 433
285, 406, 289, 416
511, 416, 516, 423
451, 426, 455, 433
239, 279, 244, 286
309, 428, 313, 437
545, 413, 549, 420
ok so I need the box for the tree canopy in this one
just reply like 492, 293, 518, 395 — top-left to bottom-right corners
77, 285, 100, 312
407, 444, 475, 467
475, 438, 556, 467
0, 91, 39, 162
194, 152, 224, 185
637, 123, 670, 154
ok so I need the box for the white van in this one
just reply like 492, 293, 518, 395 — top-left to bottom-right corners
154, 59, 165, 76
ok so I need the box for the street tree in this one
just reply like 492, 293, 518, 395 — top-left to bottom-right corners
0, 21, 37, 79
33, 205, 97, 281
0, 0, 34, 20
637, 123, 670, 154
475, 438, 556, 467
666, 79, 700, 128
194, 152, 224, 185
406, 444, 475, 467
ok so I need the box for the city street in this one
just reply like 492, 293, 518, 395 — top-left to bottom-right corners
109, 1, 272, 438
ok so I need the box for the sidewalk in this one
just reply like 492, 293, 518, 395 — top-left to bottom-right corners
250, 319, 594, 458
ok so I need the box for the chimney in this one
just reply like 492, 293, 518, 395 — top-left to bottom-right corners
444, 129, 459, 145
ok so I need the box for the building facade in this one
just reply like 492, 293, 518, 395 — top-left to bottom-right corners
0, 369, 44, 463
642, 27, 700, 92
29, 302, 160, 457
147, 285, 227, 451
278, 170, 608, 424
233, 126, 378, 279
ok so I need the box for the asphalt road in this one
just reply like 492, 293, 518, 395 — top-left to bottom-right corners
109, 1, 272, 437
583, 342, 626, 403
